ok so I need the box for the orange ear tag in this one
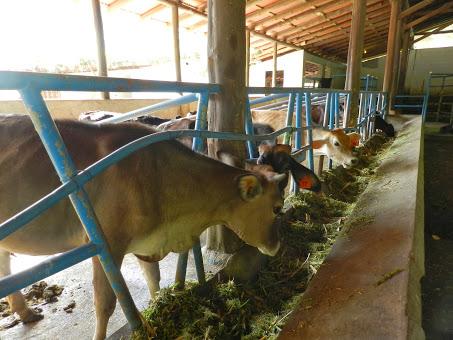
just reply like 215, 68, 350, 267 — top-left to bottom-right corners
298, 177, 312, 189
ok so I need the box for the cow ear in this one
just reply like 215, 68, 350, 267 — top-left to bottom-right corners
238, 175, 263, 201
288, 158, 322, 192
347, 133, 361, 147
312, 139, 326, 149
273, 144, 292, 155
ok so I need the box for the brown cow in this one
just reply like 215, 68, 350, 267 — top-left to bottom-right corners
251, 109, 359, 167
0, 115, 286, 340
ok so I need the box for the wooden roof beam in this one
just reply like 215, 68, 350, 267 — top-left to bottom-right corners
293, 14, 389, 47
107, 0, 130, 9
249, 0, 324, 29
141, 4, 167, 18
311, 32, 385, 50
404, 1, 453, 30
247, 0, 298, 21
399, 0, 436, 19
280, 0, 387, 40
269, 3, 354, 37
412, 20, 453, 45
246, 0, 264, 11
260, 0, 349, 33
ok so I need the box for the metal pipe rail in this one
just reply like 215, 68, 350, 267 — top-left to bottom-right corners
0, 71, 222, 332
422, 72, 453, 122
246, 87, 387, 172
245, 88, 353, 176
0, 71, 389, 335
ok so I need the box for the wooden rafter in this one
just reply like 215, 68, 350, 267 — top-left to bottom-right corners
412, 20, 453, 44
108, 0, 401, 61
280, 0, 387, 41
399, 0, 436, 19
404, 1, 453, 30
141, 4, 167, 18
247, 0, 297, 22
258, 0, 349, 33
292, 12, 389, 47
250, 0, 328, 29
107, 0, 130, 9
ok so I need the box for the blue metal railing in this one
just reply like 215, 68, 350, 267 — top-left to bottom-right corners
0, 71, 223, 331
0, 71, 322, 333
0, 71, 389, 335
248, 88, 387, 173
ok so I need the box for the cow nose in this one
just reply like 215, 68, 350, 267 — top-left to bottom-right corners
351, 158, 358, 165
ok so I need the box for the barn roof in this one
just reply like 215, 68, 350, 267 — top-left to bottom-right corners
104, 0, 453, 63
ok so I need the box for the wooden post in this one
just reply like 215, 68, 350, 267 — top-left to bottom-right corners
321, 64, 326, 78
344, 0, 366, 126
272, 41, 278, 87
390, 10, 404, 113
383, 0, 401, 113
397, 28, 411, 95
246, 30, 250, 86
171, 3, 182, 84
301, 51, 306, 87
205, 0, 247, 254
91, 0, 109, 99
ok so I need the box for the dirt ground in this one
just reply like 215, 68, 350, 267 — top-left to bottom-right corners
422, 123, 453, 339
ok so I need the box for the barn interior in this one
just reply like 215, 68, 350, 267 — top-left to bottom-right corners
0, 0, 453, 339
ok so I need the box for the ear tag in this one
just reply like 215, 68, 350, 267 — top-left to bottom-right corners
298, 176, 313, 189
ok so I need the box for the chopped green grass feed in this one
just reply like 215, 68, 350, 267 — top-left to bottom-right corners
133, 132, 393, 340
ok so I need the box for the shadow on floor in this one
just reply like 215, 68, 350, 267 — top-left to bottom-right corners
422, 126, 453, 339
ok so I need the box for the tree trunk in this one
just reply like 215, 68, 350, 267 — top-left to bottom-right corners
205, 0, 247, 254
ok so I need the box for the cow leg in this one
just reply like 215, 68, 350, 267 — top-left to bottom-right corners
137, 259, 160, 298
92, 254, 124, 340
0, 250, 43, 323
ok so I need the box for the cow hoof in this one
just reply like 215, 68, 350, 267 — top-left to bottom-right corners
21, 309, 44, 323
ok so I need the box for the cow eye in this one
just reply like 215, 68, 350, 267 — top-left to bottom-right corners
334, 141, 340, 147
273, 205, 282, 214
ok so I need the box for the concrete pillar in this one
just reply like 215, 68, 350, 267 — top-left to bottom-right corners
91, 0, 109, 99
344, 0, 366, 126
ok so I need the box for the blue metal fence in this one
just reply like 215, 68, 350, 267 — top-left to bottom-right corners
0, 71, 388, 333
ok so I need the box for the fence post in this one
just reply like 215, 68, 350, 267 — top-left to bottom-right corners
244, 97, 256, 159
19, 89, 141, 331
304, 92, 315, 171
284, 93, 295, 145
176, 91, 210, 287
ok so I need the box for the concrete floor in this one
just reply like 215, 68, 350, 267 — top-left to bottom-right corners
0, 251, 204, 339
422, 124, 453, 339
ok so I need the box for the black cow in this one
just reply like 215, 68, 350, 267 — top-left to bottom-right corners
373, 114, 395, 137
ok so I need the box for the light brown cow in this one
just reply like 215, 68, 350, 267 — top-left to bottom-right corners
0, 115, 286, 340
251, 109, 359, 167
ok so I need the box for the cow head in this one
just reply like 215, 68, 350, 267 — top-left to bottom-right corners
226, 172, 286, 256
255, 144, 321, 193
312, 129, 359, 167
